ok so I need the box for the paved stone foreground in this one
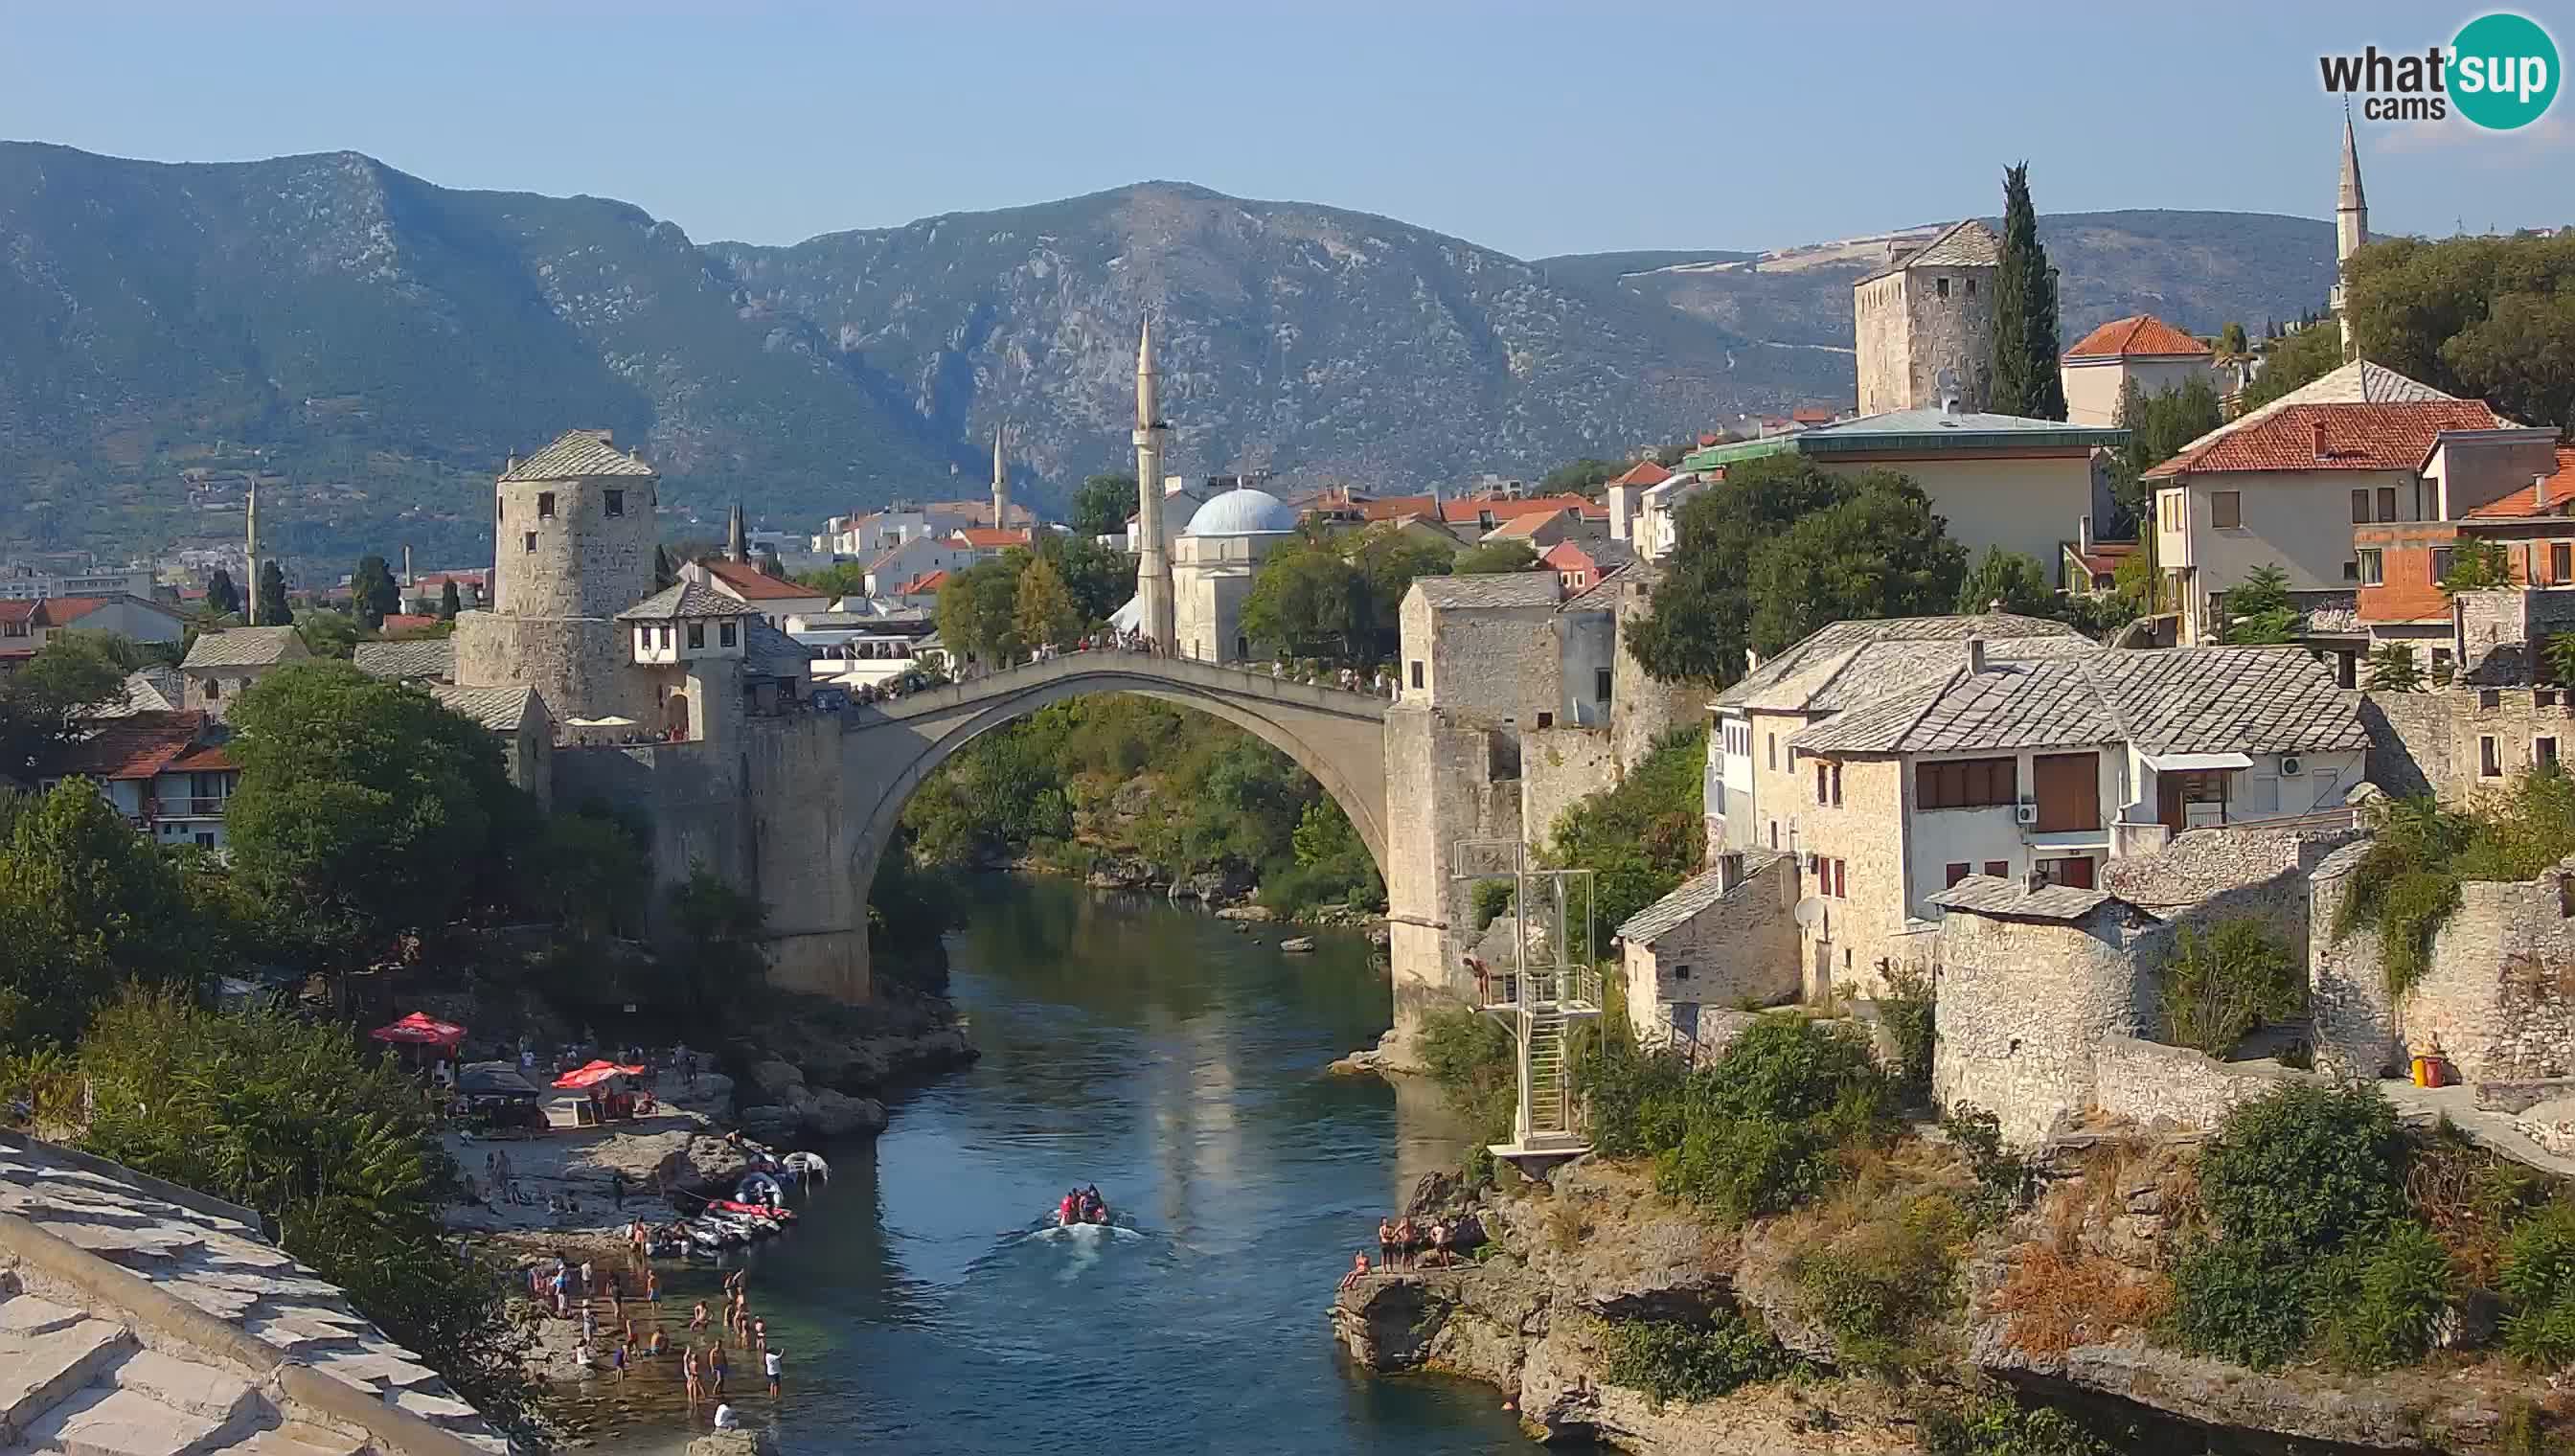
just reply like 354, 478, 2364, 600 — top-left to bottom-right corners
0, 1132, 506, 1455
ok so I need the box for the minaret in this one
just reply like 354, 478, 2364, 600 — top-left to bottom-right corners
990, 424, 1011, 533
2333, 110, 2368, 363
1131, 318, 1177, 648
243, 478, 260, 626
728, 499, 749, 564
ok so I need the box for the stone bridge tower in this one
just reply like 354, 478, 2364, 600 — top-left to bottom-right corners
453, 429, 661, 723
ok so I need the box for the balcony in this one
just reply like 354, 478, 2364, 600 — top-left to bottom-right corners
1473, 962, 1606, 1016
145, 797, 228, 821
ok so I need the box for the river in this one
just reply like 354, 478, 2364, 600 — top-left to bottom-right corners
607, 874, 1536, 1454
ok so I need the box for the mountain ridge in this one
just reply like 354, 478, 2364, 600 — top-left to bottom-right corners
0, 142, 2336, 566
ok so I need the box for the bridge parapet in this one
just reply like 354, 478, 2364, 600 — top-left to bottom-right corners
849, 647, 1391, 728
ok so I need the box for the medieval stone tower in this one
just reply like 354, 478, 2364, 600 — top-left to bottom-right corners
1852, 218, 2002, 416
453, 429, 661, 724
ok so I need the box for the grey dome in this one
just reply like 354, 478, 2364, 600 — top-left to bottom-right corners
1184, 487, 1299, 537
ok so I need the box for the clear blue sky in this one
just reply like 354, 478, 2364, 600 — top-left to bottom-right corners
2, 2, 2564, 258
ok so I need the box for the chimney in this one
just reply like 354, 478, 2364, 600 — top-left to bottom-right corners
1966, 636, 1988, 673
2024, 866, 2051, 894
1716, 851, 1745, 894
401, 544, 413, 588
2078, 513, 2094, 554
2312, 420, 2330, 457
2540, 472, 2553, 510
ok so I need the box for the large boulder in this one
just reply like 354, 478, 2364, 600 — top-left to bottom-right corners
745, 1059, 807, 1101
689, 1431, 778, 1456
737, 1105, 800, 1144
652, 1134, 750, 1195
792, 1086, 888, 1139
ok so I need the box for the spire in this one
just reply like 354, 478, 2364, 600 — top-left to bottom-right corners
990, 423, 1011, 530
243, 478, 260, 626
1135, 316, 1160, 431
728, 499, 748, 564
2337, 108, 2367, 215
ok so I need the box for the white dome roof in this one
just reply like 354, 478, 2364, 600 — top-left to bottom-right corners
1184, 487, 1299, 537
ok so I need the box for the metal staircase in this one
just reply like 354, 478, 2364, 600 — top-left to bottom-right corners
1455, 839, 1601, 1167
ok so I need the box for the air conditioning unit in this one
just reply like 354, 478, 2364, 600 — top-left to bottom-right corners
2280, 756, 2304, 777
2015, 803, 2039, 826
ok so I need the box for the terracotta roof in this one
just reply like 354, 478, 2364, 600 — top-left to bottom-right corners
1361, 495, 1438, 522
2155, 359, 2463, 466
2144, 401, 2510, 479
499, 429, 654, 482
32, 596, 111, 626
951, 527, 1032, 549
700, 558, 820, 601
1439, 493, 1595, 526
165, 743, 239, 772
900, 570, 950, 595
1791, 406, 1836, 424
0, 601, 34, 626
2463, 448, 2575, 519
1606, 460, 1672, 489
2064, 314, 2212, 360
377, 613, 438, 634
1483, 510, 1576, 540
41, 710, 211, 782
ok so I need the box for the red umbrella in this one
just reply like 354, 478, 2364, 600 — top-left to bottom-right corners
551, 1059, 646, 1090
370, 1012, 466, 1049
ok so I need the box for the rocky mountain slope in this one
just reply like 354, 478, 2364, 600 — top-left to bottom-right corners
0, 142, 2335, 565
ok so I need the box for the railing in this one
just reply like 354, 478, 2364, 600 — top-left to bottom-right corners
909, 640, 1398, 704
1475, 963, 1604, 1013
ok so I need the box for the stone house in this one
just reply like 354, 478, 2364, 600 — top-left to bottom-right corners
2059, 313, 2215, 428
428, 684, 555, 808
2362, 586, 2575, 803
1615, 849, 1798, 1051
2142, 359, 2510, 645
615, 579, 762, 742
1681, 407, 2125, 583
178, 626, 310, 720
1480, 506, 1600, 553
1853, 218, 2000, 416
1541, 536, 1633, 596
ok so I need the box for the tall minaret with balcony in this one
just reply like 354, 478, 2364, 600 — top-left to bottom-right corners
990, 424, 1011, 533
1131, 319, 1177, 648
2332, 112, 2368, 363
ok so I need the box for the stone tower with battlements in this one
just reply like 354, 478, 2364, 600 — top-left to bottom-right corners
2332, 114, 2368, 363
1132, 320, 1178, 647
453, 428, 662, 724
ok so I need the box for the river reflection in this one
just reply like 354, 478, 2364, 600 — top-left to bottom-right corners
606, 875, 1531, 1455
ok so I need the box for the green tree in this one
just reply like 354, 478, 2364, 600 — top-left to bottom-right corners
0, 635, 128, 783
2161, 919, 2301, 1056
438, 580, 461, 620
2239, 319, 2342, 415
1242, 545, 1370, 662
1990, 162, 2066, 420
757, 547, 785, 578
935, 556, 1025, 666
521, 809, 650, 942
206, 569, 241, 618
653, 544, 679, 592
1012, 556, 1082, 650
2364, 643, 2425, 694
2218, 562, 2299, 644
2347, 230, 2575, 429
76, 990, 535, 1430
2544, 632, 2575, 687
0, 783, 205, 1047
351, 555, 399, 629
1071, 472, 1139, 539
255, 560, 294, 626
2108, 375, 2223, 528
1346, 529, 1454, 656
1539, 458, 1628, 495
797, 560, 872, 599
1743, 474, 1970, 667
670, 865, 768, 1026
1048, 534, 1135, 626
1544, 727, 1705, 947
1954, 548, 2055, 617
223, 663, 530, 970
2219, 321, 2249, 356
1451, 539, 1539, 575
293, 608, 362, 659
2440, 538, 2515, 593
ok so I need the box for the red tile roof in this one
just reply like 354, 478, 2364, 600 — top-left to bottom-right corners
2463, 448, 2575, 519
1791, 406, 1835, 424
900, 570, 950, 596
2143, 401, 2511, 478
1439, 493, 1594, 526
377, 614, 439, 634
43, 710, 212, 783
1361, 495, 1438, 522
166, 743, 239, 772
1607, 460, 1672, 489
701, 558, 819, 601
951, 527, 1032, 549
2064, 313, 2213, 360
33, 597, 112, 626
1484, 511, 1573, 540
0, 602, 34, 626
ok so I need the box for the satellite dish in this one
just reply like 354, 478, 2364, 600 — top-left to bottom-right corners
1792, 897, 1828, 931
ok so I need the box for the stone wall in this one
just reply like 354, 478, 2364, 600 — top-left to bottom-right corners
493, 472, 658, 622
2367, 688, 2575, 805
2456, 586, 2575, 687
1520, 722, 1618, 852
2391, 868, 2575, 1083
1384, 703, 1526, 1041
2100, 824, 2361, 972
2309, 840, 2403, 1077
2089, 1035, 2312, 1132
1607, 571, 1706, 772
453, 611, 657, 727
1932, 902, 2158, 1145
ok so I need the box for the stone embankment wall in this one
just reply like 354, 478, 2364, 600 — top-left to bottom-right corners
2367, 687, 2575, 806
2088, 1034, 2311, 1129
2313, 848, 2575, 1082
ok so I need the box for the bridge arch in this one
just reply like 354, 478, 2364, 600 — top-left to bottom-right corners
839, 655, 1392, 904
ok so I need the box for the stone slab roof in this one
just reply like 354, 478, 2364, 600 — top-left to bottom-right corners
498, 429, 653, 482
1713, 615, 2088, 715
1411, 573, 1562, 610
741, 619, 810, 680
1790, 645, 2364, 758
1929, 875, 2120, 922
101, 667, 184, 717
351, 641, 455, 684
1615, 850, 1789, 946
426, 684, 542, 734
0, 1132, 502, 1455
1857, 218, 2001, 283
616, 580, 756, 623
181, 627, 308, 671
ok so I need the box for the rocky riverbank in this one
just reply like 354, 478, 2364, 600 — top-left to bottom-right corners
1332, 1145, 2563, 1455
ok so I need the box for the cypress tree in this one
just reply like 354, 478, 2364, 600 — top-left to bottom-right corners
439, 580, 462, 620
256, 560, 294, 626
206, 569, 240, 618
653, 544, 677, 592
1990, 162, 2066, 421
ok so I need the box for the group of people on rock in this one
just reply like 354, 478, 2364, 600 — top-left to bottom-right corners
1056, 1185, 1111, 1226
1342, 1212, 1478, 1286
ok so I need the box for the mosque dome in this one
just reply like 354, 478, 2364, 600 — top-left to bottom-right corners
1183, 487, 1299, 537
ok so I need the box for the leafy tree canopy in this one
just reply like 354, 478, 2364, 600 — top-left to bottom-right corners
1451, 539, 1540, 575
1955, 548, 2056, 618
2348, 230, 2575, 430
2239, 319, 2342, 415
1242, 545, 1370, 661
1070, 472, 1139, 539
